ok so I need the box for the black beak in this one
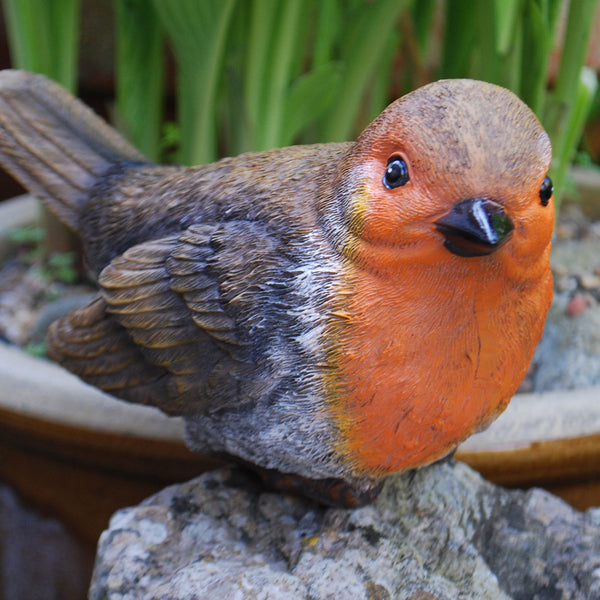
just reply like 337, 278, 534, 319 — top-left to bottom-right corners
435, 198, 514, 257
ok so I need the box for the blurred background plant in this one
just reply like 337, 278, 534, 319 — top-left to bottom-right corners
2, 0, 599, 217
3, 0, 81, 255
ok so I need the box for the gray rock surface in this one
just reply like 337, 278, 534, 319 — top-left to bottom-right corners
89, 462, 600, 600
532, 236, 600, 391
533, 295, 600, 391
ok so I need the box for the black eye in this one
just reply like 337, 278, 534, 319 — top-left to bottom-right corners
539, 176, 553, 206
383, 156, 409, 189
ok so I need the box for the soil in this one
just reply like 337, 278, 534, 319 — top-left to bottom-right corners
1, 205, 599, 393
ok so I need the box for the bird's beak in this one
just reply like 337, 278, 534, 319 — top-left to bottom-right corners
434, 198, 514, 257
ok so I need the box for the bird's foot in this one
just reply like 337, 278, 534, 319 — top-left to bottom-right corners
251, 466, 385, 508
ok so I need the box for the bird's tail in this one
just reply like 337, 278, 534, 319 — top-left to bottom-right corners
0, 69, 147, 230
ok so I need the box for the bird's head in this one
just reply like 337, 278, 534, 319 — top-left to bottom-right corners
326, 79, 554, 277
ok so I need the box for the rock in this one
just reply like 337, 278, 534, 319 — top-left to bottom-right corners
566, 293, 590, 315
580, 273, 600, 290
89, 463, 600, 600
554, 274, 578, 293
529, 236, 600, 391
551, 237, 600, 278
533, 293, 600, 390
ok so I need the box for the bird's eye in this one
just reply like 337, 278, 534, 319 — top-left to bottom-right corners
383, 156, 409, 189
539, 176, 553, 206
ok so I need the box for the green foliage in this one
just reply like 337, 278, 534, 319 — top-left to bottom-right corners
44, 251, 78, 284
6, 225, 45, 245
4, 0, 80, 92
320, 0, 408, 142
3, 0, 599, 212
114, 0, 410, 161
150, 0, 237, 165
8, 226, 78, 284
114, 0, 164, 160
119, 0, 597, 214
22, 342, 47, 357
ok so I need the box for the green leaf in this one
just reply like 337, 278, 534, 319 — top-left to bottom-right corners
441, 0, 479, 79
323, 0, 409, 142
256, 0, 307, 150
281, 62, 342, 146
550, 67, 598, 211
552, 0, 597, 105
412, 0, 438, 56
153, 0, 236, 164
23, 342, 47, 357
47, 251, 78, 283
245, 0, 280, 142
543, 0, 597, 208
313, 0, 342, 67
114, 0, 164, 160
7, 226, 45, 245
4, 0, 81, 91
493, 0, 522, 56
520, 0, 546, 113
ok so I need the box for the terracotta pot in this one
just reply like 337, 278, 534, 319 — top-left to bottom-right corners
0, 340, 220, 547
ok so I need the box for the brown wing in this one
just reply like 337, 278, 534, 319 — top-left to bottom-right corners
46, 294, 173, 411
47, 222, 284, 416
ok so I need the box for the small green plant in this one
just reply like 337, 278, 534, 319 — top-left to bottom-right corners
43, 251, 78, 284
6, 225, 45, 245
22, 341, 47, 357
6, 225, 46, 264
7, 225, 78, 285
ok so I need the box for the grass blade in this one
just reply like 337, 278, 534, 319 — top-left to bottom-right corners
551, 67, 598, 211
281, 62, 342, 146
441, 0, 478, 79
114, 0, 164, 160
493, 0, 522, 56
323, 0, 409, 142
153, 0, 236, 165
257, 0, 305, 150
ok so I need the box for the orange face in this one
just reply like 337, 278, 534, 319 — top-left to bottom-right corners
325, 79, 555, 476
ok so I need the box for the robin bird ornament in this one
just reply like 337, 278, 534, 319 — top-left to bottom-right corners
0, 70, 554, 506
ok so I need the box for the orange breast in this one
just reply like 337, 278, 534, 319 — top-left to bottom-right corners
329, 255, 552, 476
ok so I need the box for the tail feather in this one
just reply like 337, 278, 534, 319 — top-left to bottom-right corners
0, 69, 147, 229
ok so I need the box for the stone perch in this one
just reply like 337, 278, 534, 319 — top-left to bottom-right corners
89, 462, 600, 599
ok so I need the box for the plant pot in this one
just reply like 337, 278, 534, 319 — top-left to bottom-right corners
0, 340, 220, 546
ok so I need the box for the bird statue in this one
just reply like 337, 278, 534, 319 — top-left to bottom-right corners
0, 70, 554, 506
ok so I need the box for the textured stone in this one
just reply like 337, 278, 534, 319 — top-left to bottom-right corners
89, 462, 600, 600
533, 293, 600, 390
530, 236, 600, 391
